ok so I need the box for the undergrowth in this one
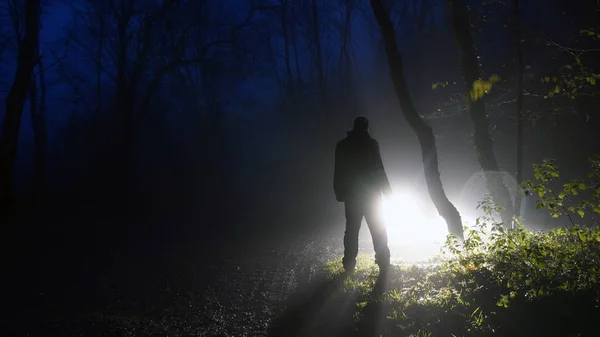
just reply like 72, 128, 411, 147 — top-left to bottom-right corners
324, 158, 600, 337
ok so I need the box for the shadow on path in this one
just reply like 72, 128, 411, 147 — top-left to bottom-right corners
268, 272, 358, 337
354, 267, 396, 337
269, 266, 399, 337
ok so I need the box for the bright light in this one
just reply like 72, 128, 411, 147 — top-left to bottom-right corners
381, 191, 449, 260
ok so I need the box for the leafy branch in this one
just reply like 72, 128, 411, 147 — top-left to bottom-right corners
521, 158, 600, 224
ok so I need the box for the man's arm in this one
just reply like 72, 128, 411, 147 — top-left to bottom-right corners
373, 141, 392, 196
334, 143, 345, 202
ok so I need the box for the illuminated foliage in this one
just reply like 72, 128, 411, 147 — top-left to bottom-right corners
540, 58, 600, 100
539, 29, 600, 100
325, 159, 600, 336
521, 157, 600, 220
470, 74, 501, 101
431, 81, 449, 90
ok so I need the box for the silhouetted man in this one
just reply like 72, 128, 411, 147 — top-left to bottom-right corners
334, 116, 392, 272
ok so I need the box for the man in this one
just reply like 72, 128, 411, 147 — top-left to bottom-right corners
334, 116, 392, 272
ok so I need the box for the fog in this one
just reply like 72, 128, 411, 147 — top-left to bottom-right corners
2, 0, 599, 335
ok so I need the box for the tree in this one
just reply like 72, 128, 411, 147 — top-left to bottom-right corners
278, 0, 295, 94
0, 0, 40, 208
448, 0, 515, 228
266, 0, 308, 101
61, 1, 265, 189
309, 0, 326, 106
370, 0, 464, 240
338, 0, 356, 84
335, 0, 359, 118
512, 0, 524, 222
29, 58, 47, 199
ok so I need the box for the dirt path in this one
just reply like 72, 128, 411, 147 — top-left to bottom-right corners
8, 226, 352, 336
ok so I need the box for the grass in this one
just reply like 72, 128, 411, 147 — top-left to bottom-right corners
313, 158, 600, 336
323, 221, 600, 337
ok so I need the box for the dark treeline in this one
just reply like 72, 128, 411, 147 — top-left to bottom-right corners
1, 0, 599, 257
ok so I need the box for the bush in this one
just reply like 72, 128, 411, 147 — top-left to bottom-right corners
324, 158, 600, 336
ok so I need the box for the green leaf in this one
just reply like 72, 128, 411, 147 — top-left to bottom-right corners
588, 77, 597, 85
581, 29, 597, 36
578, 183, 587, 190
577, 209, 585, 218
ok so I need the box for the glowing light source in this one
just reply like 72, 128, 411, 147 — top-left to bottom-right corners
381, 191, 449, 260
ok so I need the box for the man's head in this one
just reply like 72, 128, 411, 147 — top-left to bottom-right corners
353, 116, 369, 131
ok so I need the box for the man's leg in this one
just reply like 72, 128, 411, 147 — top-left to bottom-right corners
343, 199, 363, 271
364, 199, 391, 267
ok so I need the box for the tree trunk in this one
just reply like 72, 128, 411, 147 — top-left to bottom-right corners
370, 0, 464, 240
29, 62, 47, 200
113, 8, 136, 206
339, 0, 356, 118
29, 72, 39, 191
448, 0, 515, 228
290, 2, 303, 86
111, 2, 175, 202
279, 0, 294, 93
340, 0, 354, 80
310, 0, 326, 105
513, 0, 524, 225
201, 69, 227, 220
0, 0, 40, 208
96, 16, 104, 114
265, 32, 284, 101
115, 12, 128, 130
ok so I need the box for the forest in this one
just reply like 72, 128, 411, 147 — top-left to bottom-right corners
1, 0, 600, 336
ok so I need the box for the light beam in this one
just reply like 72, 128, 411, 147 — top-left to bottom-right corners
381, 191, 448, 260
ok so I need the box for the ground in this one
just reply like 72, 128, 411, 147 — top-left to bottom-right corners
8, 217, 599, 336
4, 222, 373, 336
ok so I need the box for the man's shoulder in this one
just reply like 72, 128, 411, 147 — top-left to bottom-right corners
337, 135, 378, 146
337, 136, 350, 147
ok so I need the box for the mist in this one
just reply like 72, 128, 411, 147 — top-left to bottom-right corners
2, 0, 600, 336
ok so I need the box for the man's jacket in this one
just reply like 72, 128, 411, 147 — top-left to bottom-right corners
334, 129, 392, 202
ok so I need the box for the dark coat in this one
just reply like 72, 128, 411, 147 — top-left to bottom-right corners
334, 129, 392, 202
